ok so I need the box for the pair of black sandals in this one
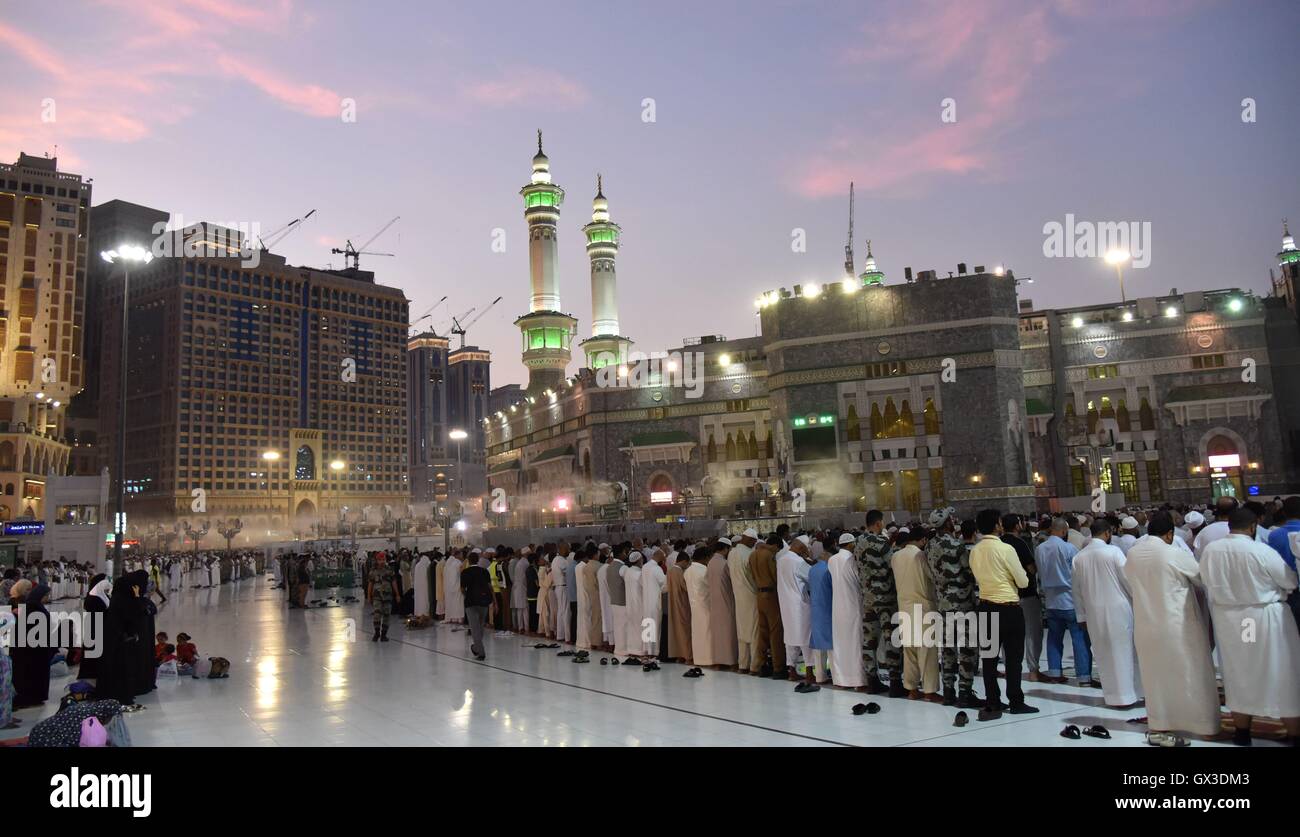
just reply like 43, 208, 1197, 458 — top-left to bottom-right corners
851, 702, 881, 715
794, 682, 821, 694
683, 667, 705, 678
1060, 724, 1111, 739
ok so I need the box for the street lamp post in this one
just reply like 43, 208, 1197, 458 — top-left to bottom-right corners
101, 245, 153, 572
1105, 249, 1131, 303
329, 459, 345, 537
449, 429, 468, 501
262, 450, 280, 537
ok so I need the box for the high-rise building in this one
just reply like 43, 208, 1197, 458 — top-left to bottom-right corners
97, 215, 409, 537
514, 132, 577, 395
67, 200, 170, 477
407, 331, 492, 503
0, 154, 91, 522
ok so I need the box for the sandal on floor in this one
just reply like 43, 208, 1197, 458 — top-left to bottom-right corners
1126, 716, 1149, 725
610, 658, 620, 665
600, 658, 608, 665
557, 651, 575, 657
573, 656, 590, 663
1060, 724, 1082, 739
683, 667, 704, 678
1082, 725, 1111, 739
953, 711, 969, 727
1146, 731, 1189, 747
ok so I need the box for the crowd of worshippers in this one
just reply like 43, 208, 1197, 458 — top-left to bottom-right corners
371, 494, 1300, 746
0, 560, 99, 603
1, 564, 229, 737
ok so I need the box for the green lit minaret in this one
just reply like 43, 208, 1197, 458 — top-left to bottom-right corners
514, 131, 578, 395
579, 174, 633, 369
859, 239, 885, 286
1279, 219, 1299, 267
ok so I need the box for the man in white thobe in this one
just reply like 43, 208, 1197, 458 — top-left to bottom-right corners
575, 552, 592, 649
511, 551, 529, 632
1194, 498, 1268, 559
776, 535, 814, 679
642, 547, 667, 657
1201, 507, 1300, 746
168, 559, 182, 591
1123, 512, 1221, 738
413, 552, 432, 617
1074, 521, 1143, 707
597, 547, 614, 648
624, 552, 646, 655
729, 528, 759, 672
443, 551, 465, 624
1115, 516, 1140, 556
551, 546, 571, 642
827, 532, 866, 688
684, 548, 713, 666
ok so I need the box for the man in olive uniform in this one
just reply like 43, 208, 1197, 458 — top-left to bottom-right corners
748, 534, 786, 677
855, 509, 901, 695
926, 509, 981, 707
367, 551, 401, 642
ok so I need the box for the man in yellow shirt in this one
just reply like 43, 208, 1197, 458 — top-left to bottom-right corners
969, 508, 1039, 720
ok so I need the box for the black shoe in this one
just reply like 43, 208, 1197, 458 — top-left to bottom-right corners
1232, 728, 1252, 747
864, 674, 888, 694
942, 687, 957, 706
887, 682, 907, 699
977, 707, 1003, 722
1008, 703, 1039, 714
371, 631, 380, 642
956, 689, 981, 708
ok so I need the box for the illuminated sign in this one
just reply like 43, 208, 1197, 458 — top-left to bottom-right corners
792, 415, 836, 428
1207, 454, 1241, 469
650, 491, 674, 505
3, 521, 44, 536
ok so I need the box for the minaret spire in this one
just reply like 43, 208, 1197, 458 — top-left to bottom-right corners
537, 129, 543, 155
580, 173, 632, 369
859, 237, 885, 286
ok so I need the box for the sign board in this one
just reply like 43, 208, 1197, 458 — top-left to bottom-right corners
2, 521, 45, 536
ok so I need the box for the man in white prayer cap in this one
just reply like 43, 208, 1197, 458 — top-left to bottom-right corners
1116, 517, 1140, 556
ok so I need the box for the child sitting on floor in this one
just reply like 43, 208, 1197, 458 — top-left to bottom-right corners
154, 632, 169, 664
176, 632, 198, 676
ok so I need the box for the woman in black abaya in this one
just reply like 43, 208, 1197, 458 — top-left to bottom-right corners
11, 584, 55, 708
77, 575, 110, 681
120, 570, 158, 696
96, 572, 144, 709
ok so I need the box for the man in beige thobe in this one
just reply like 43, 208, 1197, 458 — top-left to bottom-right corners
729, 528, 759, 672
667, 546, 693, 662
707, 538, 739, 668
892, 528, 940, 699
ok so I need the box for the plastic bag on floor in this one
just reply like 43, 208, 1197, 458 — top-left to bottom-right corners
157, 660, 179, 680
80, 717, 108, 747
106, 714, 132, 747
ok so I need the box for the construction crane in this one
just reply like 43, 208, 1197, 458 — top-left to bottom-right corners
451, 296, 502, 349
258, 209, 317, 251
409, 295, 448, 333
332, 215, 399, 270
843, 182, 855, 278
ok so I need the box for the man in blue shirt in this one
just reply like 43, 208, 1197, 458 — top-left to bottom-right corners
1267, 496, 1300, 627
803, 538, 834, 690
1035, 517, 1093, 686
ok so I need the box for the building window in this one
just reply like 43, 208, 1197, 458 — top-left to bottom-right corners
1118, 461, 1138, 500
1191, 353, 1225, 370
1070, 463, 1087, 497
1145, 461, 1163, 500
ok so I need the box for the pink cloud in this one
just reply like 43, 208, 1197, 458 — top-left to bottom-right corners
461, 68, 590, 109
215, 54, 342, 118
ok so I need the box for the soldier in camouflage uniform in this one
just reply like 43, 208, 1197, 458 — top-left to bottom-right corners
855, 509, 902, 695
367, 551, 401, 642
925, 508, 981, 707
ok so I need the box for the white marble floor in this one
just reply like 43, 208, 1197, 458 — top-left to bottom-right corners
15, 573, 1250, 747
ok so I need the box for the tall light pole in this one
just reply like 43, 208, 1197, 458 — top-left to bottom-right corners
262, 450, 280, 537
329, 458, 345, 536
449, 429, 467, 500
1105, 249, 1131, 303
101, 245, 153, 572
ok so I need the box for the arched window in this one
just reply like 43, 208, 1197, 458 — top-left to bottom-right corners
724, 433, 737, 462
0, 441, 13, 471
1139, 398, 1155, 431
870, 403, 884, 439
1086, 401, 1099, 435
295, 445, 316, 480
882, 398, 900, 439
747, 430, 759, 460
1116, 399, 1131, 432
923, 398, 940, 435
898, 400, 915, 437
846, 404, 861, 442
706, 434, 717, 463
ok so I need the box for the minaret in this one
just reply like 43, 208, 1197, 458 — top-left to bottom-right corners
1279, 218, 1298, 266
514, 131, 578, 395
579, 174, 633, 369
859, 239, 885, 286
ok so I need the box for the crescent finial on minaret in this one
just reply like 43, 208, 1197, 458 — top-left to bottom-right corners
537, 129, 543, 154
596, 173, 604, 198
